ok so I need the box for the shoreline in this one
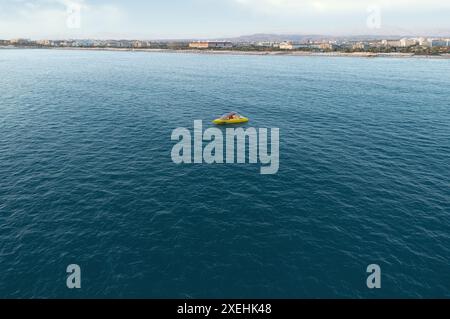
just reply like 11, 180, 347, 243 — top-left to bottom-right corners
2, 45, 449, 59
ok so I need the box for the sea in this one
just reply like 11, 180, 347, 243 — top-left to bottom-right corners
0, 49, 449, 298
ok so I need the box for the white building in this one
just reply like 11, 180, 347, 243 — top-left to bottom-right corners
36, 40, 52, 46
189, 41, 232, 49
279, 42, 310, 50
256, 41, 279, 48
352, 42, 369, 50
417, 37, 429, 46
381, 40, 402, 47
400, 38, 418, 47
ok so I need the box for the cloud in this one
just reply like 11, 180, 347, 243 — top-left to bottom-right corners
232, 0, 450, 15
226, 0, 450, 35
1, 1, 449, 38
0, 0, 126, 39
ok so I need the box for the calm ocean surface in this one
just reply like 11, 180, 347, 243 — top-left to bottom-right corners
0, 49, 449, 298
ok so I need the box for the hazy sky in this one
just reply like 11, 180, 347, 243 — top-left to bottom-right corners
1, 0, 450, 39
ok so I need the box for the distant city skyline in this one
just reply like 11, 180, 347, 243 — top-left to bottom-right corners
1, 0, 450, 40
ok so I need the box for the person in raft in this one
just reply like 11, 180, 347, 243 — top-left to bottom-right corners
221, 112, 240, 120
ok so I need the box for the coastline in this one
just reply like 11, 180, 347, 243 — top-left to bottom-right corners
1, 45, 449, 59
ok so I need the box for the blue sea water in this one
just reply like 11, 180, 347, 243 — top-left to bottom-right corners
0, 49, 449, 298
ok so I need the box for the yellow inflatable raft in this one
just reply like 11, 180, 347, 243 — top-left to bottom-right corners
213, 112, 249, 125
